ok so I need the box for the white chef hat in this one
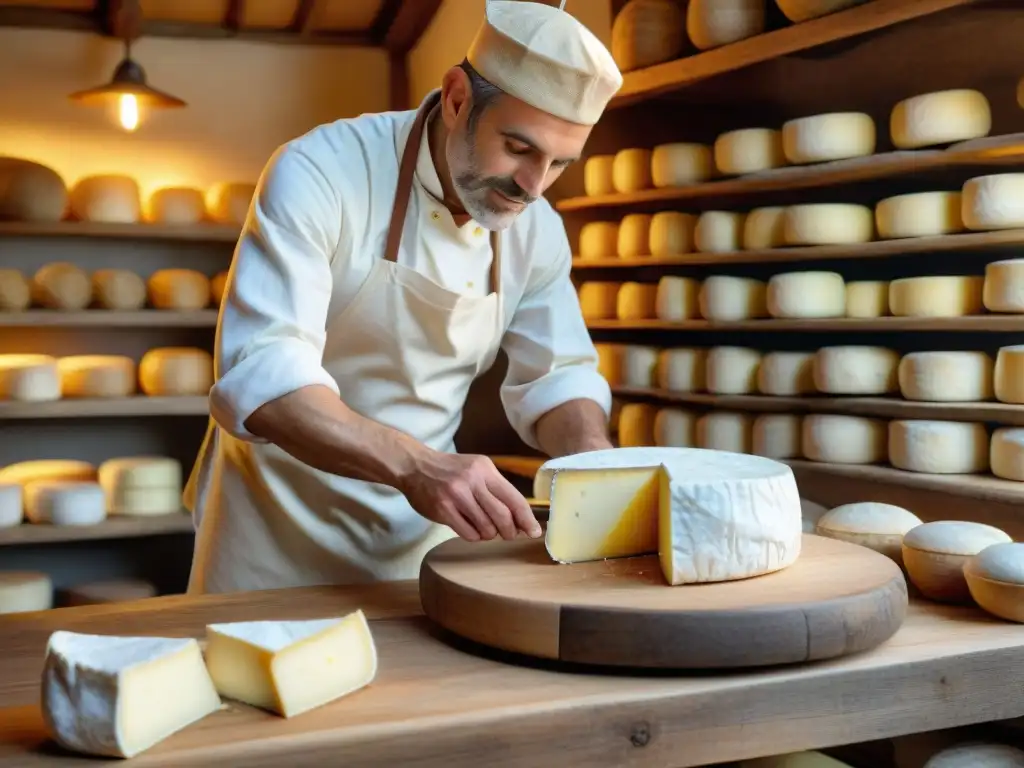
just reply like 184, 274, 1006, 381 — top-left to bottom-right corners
466, 0, 623, 126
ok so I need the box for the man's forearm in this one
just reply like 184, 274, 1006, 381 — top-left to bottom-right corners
534, 398, 613, 458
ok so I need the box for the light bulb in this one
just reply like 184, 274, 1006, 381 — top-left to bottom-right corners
118, 94, 140, 131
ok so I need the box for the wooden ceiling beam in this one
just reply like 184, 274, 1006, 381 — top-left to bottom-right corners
378, 0, 443, 53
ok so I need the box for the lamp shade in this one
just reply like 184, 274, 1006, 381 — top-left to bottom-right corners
68, 58, 185, 108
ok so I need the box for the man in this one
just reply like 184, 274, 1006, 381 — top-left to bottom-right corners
184, 0, 623, 593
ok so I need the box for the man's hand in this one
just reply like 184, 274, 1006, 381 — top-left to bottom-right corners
399, 451, 541, 542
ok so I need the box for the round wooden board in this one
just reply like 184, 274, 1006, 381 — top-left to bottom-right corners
420, 534, 909, 670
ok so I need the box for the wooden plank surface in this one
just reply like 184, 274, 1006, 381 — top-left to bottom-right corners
0, 584, 1022, 766
0, 310, 218, 328
0, 396, 209, 420
586, 316, 1024, 332
0, 512, 194, 547
0, 221, 239, 242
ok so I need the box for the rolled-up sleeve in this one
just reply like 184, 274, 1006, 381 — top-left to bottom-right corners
208, 144, 342, 442
499, 227, 612, 450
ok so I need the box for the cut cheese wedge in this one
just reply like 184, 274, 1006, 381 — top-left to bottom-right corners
541, 446, 802, 585
204, 611, 377, 718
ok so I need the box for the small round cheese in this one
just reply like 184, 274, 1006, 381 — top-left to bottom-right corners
802, 414, 887, 464
62, 578, 158, 606
813, 346, 899, 395
655, 276, 700, 321
695, 211, 745, 253
752, 414, 803, 459
757, 351, 816, 395
783, 204, 874, 245
147, 269, 211, 311
845, 281, 889, 318
706, 346, 761, 394
995, 345, 1024, 404
612, 148, 653, 193
775, 0, 867, 22
649, 212, 697, 257
31, 262, 92, 310
618, 402, 658, 447
767, 271, 845, 318
578, 222, 620, 261
962, 173, 1024, 230
0, 269, 30, 311
0, 484, 24, 528
964, 543, 1024, 624
902, 521, 1011, 603
686, 0, 764, 50
147, 187, 206, 224
0, 355, 60, 402
714, 129, 785, 176
696, 411, 752, 453
578, 282, 621, 320
98, 456, 181, 493
781, 112, 876, 164
875, 191, 963, 239
57, 355, 136, 398
0, 157, 67, 222
138, 347, 214, 396
699, 275, 767, 321
206, 181, 255, 226
69, 174, 141, 223
23, 480, 106, 525
924, 743, 1024, 767
0, 460, 96, 486
898, 351, 993, 402
801, 498, 828, 533
583, 155, 616, 197
609, 0, 687, 72
990, 427, 1024, 481
888, 420, 989, 475
211, 271, 229, 306
650, 143, 713, 188
656, 348, 706, 392
654, 408, 697, 447
620, 345, 659, 388
91, 268, 146, 310
616, 282, 657, 320
594, 343, 623, 385
888, 276, 984, 317
983, 258, 1024, 313
815, 502, 922, 567
0, 571, 53, 614
618, 213, 652, 258
890, 89, 992, 150
742, 206, 787, 249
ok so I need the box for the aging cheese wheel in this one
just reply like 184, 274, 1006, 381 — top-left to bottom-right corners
752, 414, 803, 459
138, 348, 214, 396
903, 521, 1011, 604
767, 271, 845, 318
965, 543, 1024, 623
0, 571, 53, 614
782, 112, 876, 164
612, 148, 653, 193
696, 411, 752, 453
617, 214, 652, 258
655, 276, 700, 321
206, 182, 255, 226
813, 346, 899, 395
98, 456, 182, 516
0, 157, 67, 222
802, 414, 887, 464
757, 351, 815, 395
686, 0, 765, 51
875, 191, 963, 239
91, 269, 146, 310
699, 275, 767, 320
783, 204, 874, 245
0, 269, 30, 311
0, 355, 60, 402
888, 276, 983, 317
706, 346, 761, 395
147, 187, 206, 225
57, 355, 136, 398
962, 173, 1024, 230
147, 269, 211, 311
983, 258, 1024, 312
650, 143, 713, 188
69, 175, 141, 223
618, 402, 658, 447
898, 351, 993, 402
714, 129, 785, 176
888, 420, 989, 474
924, 743, 1024, 768
653, 408, 697, 447
815, 502, 921, 567
742, 207, 786, 249
579, 222, 620, 261
610, 0, 687, 72
656, 348, 706, 392
616, 282, 657, 320
0, 459, 96, 486
620, 345, 659, 388
23, 480, 107, 526
594, 343, 623, 385
32, 262, 92, 310
890, 89, 992, 149
845, 280, 889, 318
991, 427, 1024, 481
583, 156, 616, 197
210, 271, 229, 306
0, 483, 23, 528
694, 211, 745, 253
579, 282, 621, 320
774, 0, 867, 22
61, 578, 158, 606
994, 345, 1024, 404
649, 212, 696, 257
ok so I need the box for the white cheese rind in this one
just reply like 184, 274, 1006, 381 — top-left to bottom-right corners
0, 354, 60, 402
983, 258, 1024, 313
781, 112, 876, 164
890, 89, 992, 150
875, 191, 963, 238
767, 271, 846, 318
962, 173, 1024, 230
24, 481, 107, 526
0, 571, 52, 613
888, 420, 989, 475
813, 346, 899, 395
898, 351, 993, 402
0, 483, 23, 528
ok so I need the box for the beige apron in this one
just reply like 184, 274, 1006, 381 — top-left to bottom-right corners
185, 91, 505, 593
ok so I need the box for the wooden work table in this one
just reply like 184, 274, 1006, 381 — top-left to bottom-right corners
0, 581, 1023, 767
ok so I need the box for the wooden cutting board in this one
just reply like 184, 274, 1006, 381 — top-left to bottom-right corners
421, 534, 908, 670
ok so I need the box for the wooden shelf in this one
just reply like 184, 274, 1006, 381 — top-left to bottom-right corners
608, 0, 976, 109
571, 228, 1024, 269
0, 396, 209, 420
0, 221, 240, 242
0, 512, 194, 547
490, 455, 545, 479
587, 316, 1024, 332
0, 310, 219, 327
613, 387, 1024, 426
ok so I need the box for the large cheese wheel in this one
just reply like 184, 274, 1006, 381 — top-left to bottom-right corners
695, 211, 745, 253
579, 282, 621, 320
802, 414, 887, 464
650, 143, 713, 188
743, 207, 786, 249
890, 89, 992, 149
696, 411, 752, 453
594, 343, 623, 384
579, 222, 620, 261
610, 0, 687, 72
653, 408, 697, 447
995, 345, 1024, 404
147, 269, 211, 311
686, 0, 765, 51
656, 348, 706, 392
620, 345, 659, 387
991, 427, 1024, 481
774, 0, 867, 22
583, 156, 616, 197
0, 354, 60, 402
69, 175, 141, 223
138, 348, 214, 396
616, 282, 657, 320
206, 182, 255, 226
0, 269, 30, 311
91, 269, 146, 310
0, 157, 67, 222
32, 262, 92, 310
962, 174, 1024, 230
898, 351, 993, 402
211, 271, 229, 306
649, 212, 696, 257
0, 459, 96, 486
714, 129, 785, 176
618, 214, 652, 258
57, 355, 136, 398
655, 276, 700, 321
875, 191, 963, 239
62, 578, 158, 606
781, 112, 876, 164
0, 484, 23, 528
611, 148, 652, 193
923, 743, 1024, 768
888, 276, 984, 317
889, 420, 989, 474
23, 480, 107, 525
767, 271, 845, 318
813, 346, 899, 394
618, 403, 657, 447
783, 204, 874, 245
753, 414, 803, 459
706, 346, 761, 394
0, 571, 52, 614
757, 351, 816, 395
983, 258, 1024, 312
845, 281, 889, 318
699, 275, 767, 320
147, 187, 206, 224
98, 456, 183, 516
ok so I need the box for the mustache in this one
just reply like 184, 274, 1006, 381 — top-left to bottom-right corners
456, 173, 537, 205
